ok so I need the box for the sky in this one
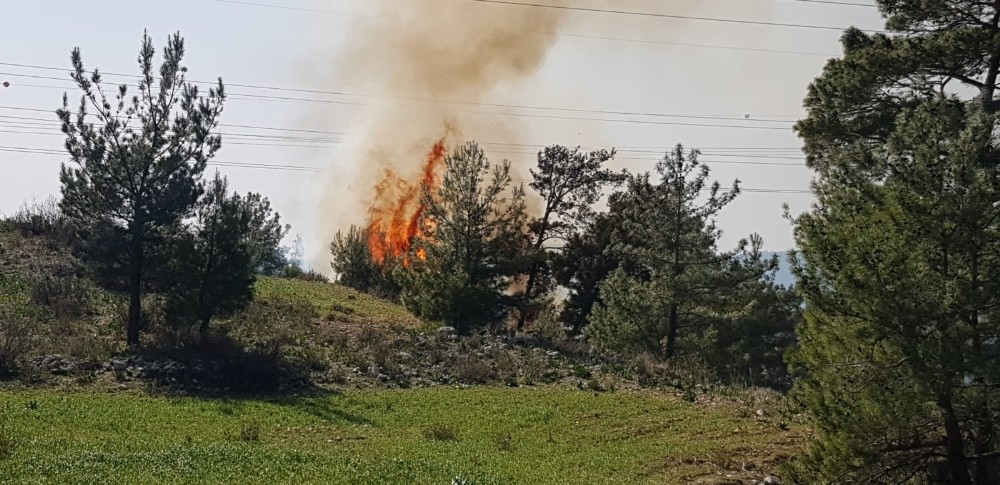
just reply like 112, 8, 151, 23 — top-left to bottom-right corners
0, 0, 885, 270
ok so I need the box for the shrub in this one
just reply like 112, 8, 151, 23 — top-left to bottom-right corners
494, 432, 514, 452
451, 355, 496, 384
30, 276, 91, 320
0, 425, 15, 460
423, 424, 458, 441
0, 310, 35, 378
239, 421, 262, 442
634, 353, 717, 391
6, 197, 74, 244
282, 265, 330, 283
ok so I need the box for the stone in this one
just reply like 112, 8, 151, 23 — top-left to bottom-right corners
755, 409, 766, 418
111, 359, 128, 372
377, 373, 389, 382
763, 476, 783, 485
437, 326, 457, 338
117, 383, 127, 390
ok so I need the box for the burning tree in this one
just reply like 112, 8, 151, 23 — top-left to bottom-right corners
399, 141, 531, 333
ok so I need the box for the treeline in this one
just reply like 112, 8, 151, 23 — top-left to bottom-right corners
332, 143, 800, 388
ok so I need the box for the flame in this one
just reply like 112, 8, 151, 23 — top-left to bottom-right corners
365, 137, 448, 267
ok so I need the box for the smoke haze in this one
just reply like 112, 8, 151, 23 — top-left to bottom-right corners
307, 0, 567, 270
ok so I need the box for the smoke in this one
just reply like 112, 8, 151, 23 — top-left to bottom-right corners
305, 0, 567, 271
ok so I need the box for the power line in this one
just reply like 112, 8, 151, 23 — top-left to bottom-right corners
0, 65, 802, 125
0, 110, 807, 155
793, 0, 875, 6
206, 0, 841, 57
468, 0, 882, 32
0, 144, 814, 194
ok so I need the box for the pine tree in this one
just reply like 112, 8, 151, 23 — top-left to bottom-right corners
330, 225, 399, 298
165, 173, 283, 333
587, 145, 775, 358
797, 0, 1000, 177
516, 145, 623, 329
402, 142, 530, 333
57, 31, 225, 346
789, 98, 1000, 483
788, 3, 1000, 481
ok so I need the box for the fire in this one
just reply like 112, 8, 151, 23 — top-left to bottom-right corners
365, 137, 448, 267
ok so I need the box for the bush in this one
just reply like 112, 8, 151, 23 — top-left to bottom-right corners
451, 355, 497, 384
634, 353, 717, 391
0, 424, 15, 460
145, 297, 317, 392
0, 286, 43, 377
30, 276, 91, 320
282, 265, 330, 283
239, 421, 262, 442
6, 197, 73, 244
423, 424, 459, 441
0, 311, 35, 378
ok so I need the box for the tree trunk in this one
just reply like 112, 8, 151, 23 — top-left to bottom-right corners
199, 315, 212, 336
127, 233, 144, 348
665, 302, 678, 358
938, 393, 973, 485
975, 415, 996, 484
517, 207, 554, 331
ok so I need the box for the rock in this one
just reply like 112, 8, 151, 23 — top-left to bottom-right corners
117, 383, 128, 390
377, 373, 389, 383
111, 359, 128, 372
437, 326, 457, 338
755, 409, 766, 418
546, 350, 561, 358
763, 476, 782, 485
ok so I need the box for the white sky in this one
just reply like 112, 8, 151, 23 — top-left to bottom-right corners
0, 0, 885, 268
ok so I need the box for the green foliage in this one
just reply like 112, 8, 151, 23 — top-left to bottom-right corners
164, 174, 282, 333
552, 213, 620, 334
517, 145, 624, 328
587, 145, 777, 359
789, 98, 1000, 482
330, 225, 399, 299
401, 142, 530, 333
796, 1, 1000, 176
787, 3, 1000, 481
0, 388, 804, 484
56, 31, 226, 346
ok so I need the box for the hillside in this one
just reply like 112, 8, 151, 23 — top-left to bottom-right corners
0, 224, 805, 483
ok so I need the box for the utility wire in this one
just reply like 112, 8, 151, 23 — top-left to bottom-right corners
0, 144, 813, 193
207, 0, 843, 56
467, 0, 883, 32
0, 111, 806, 154
0, 65, 801, 124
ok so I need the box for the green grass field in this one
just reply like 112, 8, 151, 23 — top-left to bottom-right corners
0, 387, 802, 484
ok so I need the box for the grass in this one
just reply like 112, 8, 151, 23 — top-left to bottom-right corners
255, 276, 421, 327
0, 387, 804, 484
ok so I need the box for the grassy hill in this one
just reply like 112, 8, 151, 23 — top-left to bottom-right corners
0, 222, 806, 483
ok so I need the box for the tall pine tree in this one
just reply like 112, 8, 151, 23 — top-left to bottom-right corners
588, 145, 775, 358
789, 2, 1000, 482
57, 31, 225, 346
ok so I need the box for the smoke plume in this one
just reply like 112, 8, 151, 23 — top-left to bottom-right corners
308, 0, 566, 271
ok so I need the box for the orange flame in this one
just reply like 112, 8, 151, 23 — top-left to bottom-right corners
365, 138, 448, 267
